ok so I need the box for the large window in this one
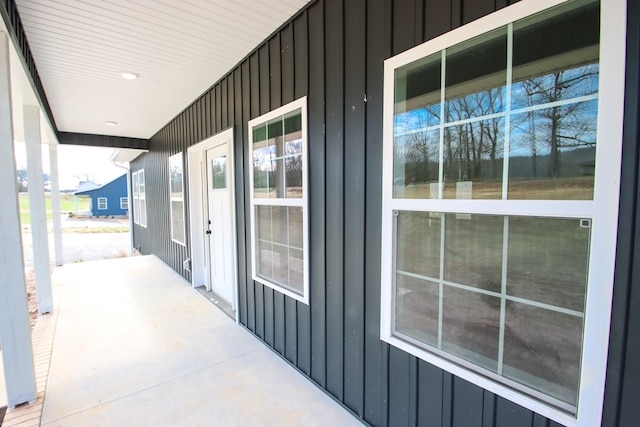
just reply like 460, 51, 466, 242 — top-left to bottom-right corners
381, 0, 625, 424
248, 97, 308, 304
132, 169, 147, 227
169, 153, 186, 245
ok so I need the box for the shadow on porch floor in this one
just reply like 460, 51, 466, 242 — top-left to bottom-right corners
2, 255, 362, 427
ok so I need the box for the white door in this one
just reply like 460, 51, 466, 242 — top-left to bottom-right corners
205, 143, 234, 304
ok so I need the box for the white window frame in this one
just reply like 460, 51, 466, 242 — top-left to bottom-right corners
120, 197, 129, 210
97, 197, 107, 210
132, 169, 147, 228
132, 171, 139, 224
248, 97, 309, 304
380, 0, 626, 425
169, 152, 186, 246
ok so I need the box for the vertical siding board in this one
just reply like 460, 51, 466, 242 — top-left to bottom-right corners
462, 0, 496, 24
275, 294, 286, 355
494, 397, 534, 426
325, 0, 345, 402
281, 24, 295, 105
605, 3, 640, 427
343, 0, 366, 416
292, 10, 310, 373
215, 84, 222, 133
285, 298, 298, 364
221, 79, 228, 129
200, 97, 206, 141
388, 346, 411, 426
424, 1, 452, 42
264, 288, 275, 347
308, 0, 327, 388
451, 0, 462, 29
271, 30, 286, 354
414, 0, 424, 45
255, 284, 265, 339
409, 357, 418, 425
242, 59, 256, 332
442, 372, 454, 427
617, 144, 640, 423
293, 12, 308, 100
259, 45, 270, 115
532, 414, 549, 427
259, 21, 274, 344
250, 53, 260, 119
205, 91, 212, 137
270, 35, 282, 110
417, 360, 444, 427
233, 66, 248, 327
364, 0, 389, 424
482, 391, 496, 427
228, 74, 234, 127
393, 0, 417, 55
452, 378, 484, 427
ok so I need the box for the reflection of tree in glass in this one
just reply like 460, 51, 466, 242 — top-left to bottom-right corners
445, 87, 504, 182
513, 64, 598, 178
170, 164, 182, 196
393, 111, 439, 185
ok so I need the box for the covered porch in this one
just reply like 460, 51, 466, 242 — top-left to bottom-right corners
1, 255, 360, 426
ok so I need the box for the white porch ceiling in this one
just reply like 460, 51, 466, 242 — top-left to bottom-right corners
13, 0, 311, 140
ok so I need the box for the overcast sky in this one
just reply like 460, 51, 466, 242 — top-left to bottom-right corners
14, 142, 126, 190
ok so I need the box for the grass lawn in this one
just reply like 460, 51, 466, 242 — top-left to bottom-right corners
19, 193, 91, 225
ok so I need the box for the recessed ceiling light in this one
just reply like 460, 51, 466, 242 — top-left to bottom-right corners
105, 121, 118, 126
120, 72, 139, 80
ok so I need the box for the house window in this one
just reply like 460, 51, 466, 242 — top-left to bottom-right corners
248, 97, 309, 304
381, 0, 624, 424
120, 197, 129, 210
169, 152, 185, 245
97, 197, 107, 210
132, 169, 147, 227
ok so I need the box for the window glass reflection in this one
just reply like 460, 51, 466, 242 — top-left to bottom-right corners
254, 205, 304, 296
443, 118, 504, 199
509, 100, 597, 199
211, 156, 227, 190
253, 110, 303, 199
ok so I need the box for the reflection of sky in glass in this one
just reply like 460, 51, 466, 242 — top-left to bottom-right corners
511, 64, 599, 111
286, 138, 302, 155
509, 100, 598, 157
446, 87, 505, 122
394, 107, 440, 137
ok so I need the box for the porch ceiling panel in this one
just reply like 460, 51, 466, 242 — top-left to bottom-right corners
14, 0, 311, 140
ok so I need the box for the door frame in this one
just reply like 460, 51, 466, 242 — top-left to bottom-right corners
187, 128, 238, 322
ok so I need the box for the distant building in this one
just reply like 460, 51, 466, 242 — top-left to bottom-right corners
74, 174, 128, 217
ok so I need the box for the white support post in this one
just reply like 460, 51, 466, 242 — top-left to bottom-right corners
24, 105, 53, 314
49, 144, 64, 265
0, 31, 37, 408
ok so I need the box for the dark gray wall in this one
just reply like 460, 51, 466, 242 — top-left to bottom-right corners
130, 0, 639, 426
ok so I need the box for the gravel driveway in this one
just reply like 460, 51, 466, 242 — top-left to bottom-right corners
22, 215, 132, 268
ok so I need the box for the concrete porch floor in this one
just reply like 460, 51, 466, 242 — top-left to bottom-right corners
2, 255, 362, 426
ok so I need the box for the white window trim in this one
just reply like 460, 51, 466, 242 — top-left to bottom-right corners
248, 96, 309, 304
132, 169, 147, 228
169, 152, 186, 246
120, 197, 128, 210
132, 171, 139, 225
97, 197, 107, 210
380, 0, 626, 425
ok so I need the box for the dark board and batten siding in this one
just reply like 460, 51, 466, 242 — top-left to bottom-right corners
131, 0, 640, 426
